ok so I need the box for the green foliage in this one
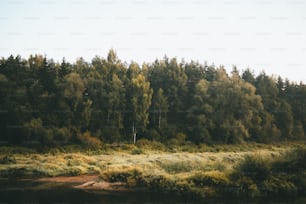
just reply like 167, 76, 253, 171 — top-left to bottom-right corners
77, 131, 102, 149
1, 144, 306, 198
65, 166, 84, 176
227, 148, 306, 197
231, 155, 271, 182
228, 176, 261, 197
142, 174, 177, 191
271, 147, 306, 174
188, 171, 229, 187
261, 177, 297, 196
23, 118, 53, 146
0, 146, 36, 154
136, 139, 165, 151
0, 51, 306, 147
100, 167, 143, 184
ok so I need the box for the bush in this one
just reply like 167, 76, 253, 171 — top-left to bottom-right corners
101, 128, 121, 143
167, 132, 187, 146
131, 148, 144, 155
120, 144, 136, 151
0, 155, 16, 164
136, 139, 165, 151
261, 177, 297, 196
0, 146, 36, 154
53, 127, 72, 145
272, 147, 306, 174
188, 171, 229, 187
231, 155, 271, 182
100, 167, 143, 184
142, 174, 176, 191
23, 118, 54, 146
291, 171, 306, 194
180, 143, 199, 152
146, 129, 161, 141
78, 131, 102, 149
225, 176, 260, 197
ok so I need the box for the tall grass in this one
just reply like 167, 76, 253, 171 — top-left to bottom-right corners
158, 160, 225, 173
0, 143, 305, 198
228, 147, 306, 197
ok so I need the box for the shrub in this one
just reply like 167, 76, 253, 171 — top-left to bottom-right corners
188, 171, 229, 187
167, 132, 187, 146
142, 174, 176, 191
53, 127, 72, 144
180, 143, 198, 152
146, 129, 161, 141
231, 155, 271, 182
120, 144, 136, 151
100, 167, 143, 184
0, 166, 57, 178
65, 166, 84, 176
78, 131, 102, 149
291, 171, 306, 194
226, 176, 260, 197
23, 118, 54, 146
272, 147, 306, 174
0, 146, 36, 154
261, 177, 297, 196
0, 155, 16, 164
131, 148, 144, 155
60, 145, 83, 153
101, 128, 121, 143
136, 139, 165, 151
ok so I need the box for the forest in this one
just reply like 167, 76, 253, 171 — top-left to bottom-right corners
0, 49, 306, 148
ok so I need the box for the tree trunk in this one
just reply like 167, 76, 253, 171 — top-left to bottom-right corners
158, 109, 161, 129
132, 121, 136, 144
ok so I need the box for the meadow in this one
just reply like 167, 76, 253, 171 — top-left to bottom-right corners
0, 141, 306, 199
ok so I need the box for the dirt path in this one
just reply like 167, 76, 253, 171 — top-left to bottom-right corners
35, 174, 129, 191
36, 174, 100, 183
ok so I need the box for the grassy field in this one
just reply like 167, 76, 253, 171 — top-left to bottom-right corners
0, 142, 306, 198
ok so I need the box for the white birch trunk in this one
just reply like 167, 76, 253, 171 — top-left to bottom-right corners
132, 121, 136, 144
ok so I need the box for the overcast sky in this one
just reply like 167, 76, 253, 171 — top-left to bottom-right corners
0, 0, 306, 82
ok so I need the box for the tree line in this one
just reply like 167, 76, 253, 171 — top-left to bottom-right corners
0, 49, 305, 147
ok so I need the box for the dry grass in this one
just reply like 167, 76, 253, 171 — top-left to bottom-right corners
0, 142, 296, 179
1, 143, 305, 198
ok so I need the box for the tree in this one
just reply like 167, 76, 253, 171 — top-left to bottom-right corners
24, 118, 53, 146
128, 73, 153, 144
0, 51, 305, 147
187, 79, 213, 143
275, 101, 294, 139
148, 58, 188, 137
38, 55, 56, 93
58, 57, 70, 78
152, 88, 168, 129
63, 73, 84, 106
204, 68, 265, 143
242, 68, 256, 85
62, 73, 85, 130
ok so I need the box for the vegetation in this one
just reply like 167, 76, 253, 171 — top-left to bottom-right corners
97, 145, 306, 198
1, 50, 306, 147
1, 143, 306, 198
1, 50, 306, 199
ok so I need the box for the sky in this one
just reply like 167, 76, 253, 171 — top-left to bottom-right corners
0, 0, 306, 82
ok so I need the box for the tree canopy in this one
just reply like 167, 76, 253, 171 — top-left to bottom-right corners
0, 50, 305, 147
